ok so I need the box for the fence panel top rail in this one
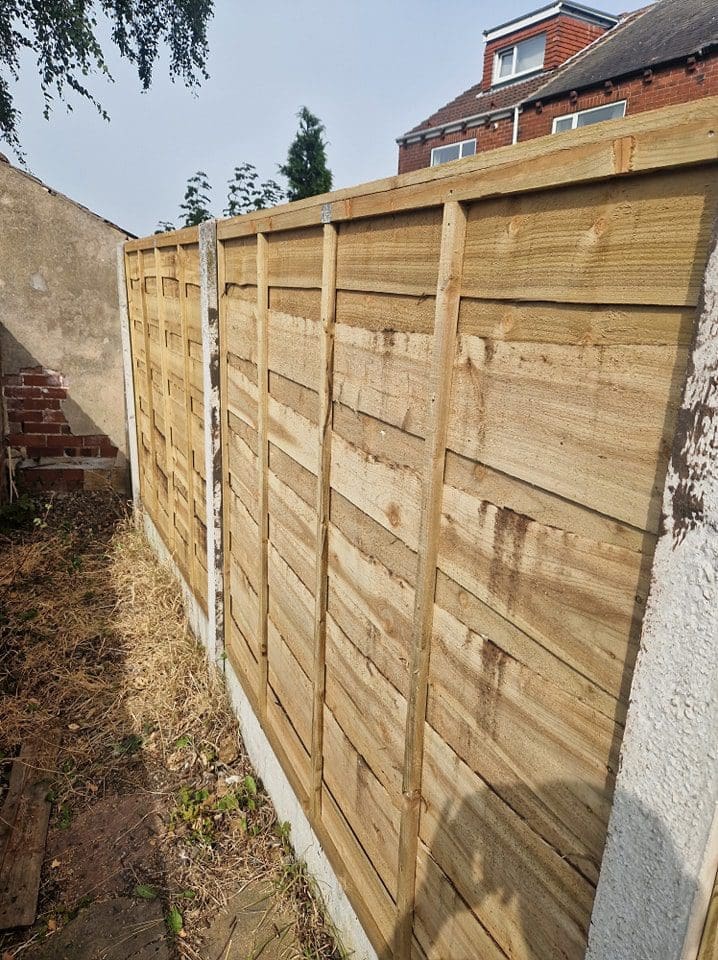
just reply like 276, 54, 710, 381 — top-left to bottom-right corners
126, 97, 718, 252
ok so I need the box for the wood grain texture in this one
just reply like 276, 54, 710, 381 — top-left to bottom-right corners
396, 201, 467, 959
256, 234, 270, 719
0, 735, 59, 929
126, 107, 718, 960
311, 224, 338, 819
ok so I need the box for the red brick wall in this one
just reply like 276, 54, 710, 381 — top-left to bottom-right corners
521, 53, 718, 139
2, 365, 121, 494
482, 14, 608, 90
398, 52, 718, 174
398, 117, 514, 174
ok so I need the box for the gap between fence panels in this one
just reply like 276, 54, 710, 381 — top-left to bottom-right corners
119, 97, 718, 960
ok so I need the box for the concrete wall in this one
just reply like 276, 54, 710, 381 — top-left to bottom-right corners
0, 158, 130, 492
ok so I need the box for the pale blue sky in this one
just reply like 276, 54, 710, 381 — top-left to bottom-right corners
4, 0, 645, 236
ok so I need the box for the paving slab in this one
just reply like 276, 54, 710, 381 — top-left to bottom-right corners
200, 879, 298, 960
24, 897, 172, 960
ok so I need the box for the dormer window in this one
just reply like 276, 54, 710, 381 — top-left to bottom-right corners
493, 33, 546, 84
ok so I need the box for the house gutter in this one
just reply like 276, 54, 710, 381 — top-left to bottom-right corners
396, 109, 514, 145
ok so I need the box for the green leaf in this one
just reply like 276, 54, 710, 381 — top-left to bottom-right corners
174, 734, 192, 749
134, 884, 158, 900
166, 907, 183, 935
243, 775, 257, 796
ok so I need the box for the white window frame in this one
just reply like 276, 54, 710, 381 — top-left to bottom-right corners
430, 138, 477, 167
492, 33, 546, 85
551, 100, 627, 133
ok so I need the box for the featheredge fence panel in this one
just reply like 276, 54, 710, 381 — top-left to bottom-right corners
124, 240, 208, 609
123, 97, 718, 960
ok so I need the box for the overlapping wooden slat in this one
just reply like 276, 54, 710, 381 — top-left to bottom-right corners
124, 101, 718, 960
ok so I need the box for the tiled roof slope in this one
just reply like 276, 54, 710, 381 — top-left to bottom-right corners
533, 0, 718, 99
401, 73, 550, 138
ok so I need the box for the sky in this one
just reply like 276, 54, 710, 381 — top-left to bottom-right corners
4, 0, 647, 237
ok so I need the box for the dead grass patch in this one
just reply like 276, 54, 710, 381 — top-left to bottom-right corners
0, 494, 341, 959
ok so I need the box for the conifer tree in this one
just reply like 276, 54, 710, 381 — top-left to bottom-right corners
279, 107, 332, 202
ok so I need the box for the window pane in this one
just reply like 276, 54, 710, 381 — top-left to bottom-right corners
553, 116, 575, 133
515, 33, 546, 73
576, 102, 626, 127
460, 140, 476, 157
432, 143, 461, 165
497, 49, 514, 78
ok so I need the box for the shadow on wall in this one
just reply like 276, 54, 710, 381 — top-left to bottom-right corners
390, 781, 696, 960
0, 328, 129, 496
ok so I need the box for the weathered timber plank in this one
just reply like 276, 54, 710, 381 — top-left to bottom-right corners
420, 724, 594, 960
268, 542, 314, 678
458, 298, 695, 347
428, 596, 617, 884
413, 843, 508, 960
461, 169, 717, 307
0, 735, 59, 929
310, 223, 338, 819
267, 308, 321, 389
256, 234, 270, 718
267, 226, 324, 289
396, 200, 467, 959
337, 209, 442, 297
335, 290, 436, 335
323, 702, 401, 896
333, 324, 433, 438
447, 336, 686, 531
437, 479, 645, 700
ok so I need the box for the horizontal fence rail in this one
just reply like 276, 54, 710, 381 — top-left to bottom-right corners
123, 97, 718, 960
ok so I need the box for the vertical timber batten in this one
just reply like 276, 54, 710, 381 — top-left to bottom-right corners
256, 233, 270, 719
586, 222, 718, 960
311, 222, 339, 821
137, 249, 158, 517
154, 246, 176, 538
199, 220, 224, 665
177, 244, 198, 601
395, 200, 468, 960
117, 244, 140, 507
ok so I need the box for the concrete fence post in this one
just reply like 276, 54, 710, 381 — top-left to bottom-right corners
117, 243, 140, 508
586, 225, 718, 960
199, 220, 224, 668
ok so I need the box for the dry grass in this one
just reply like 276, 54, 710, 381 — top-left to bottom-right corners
0, 493, 341, 959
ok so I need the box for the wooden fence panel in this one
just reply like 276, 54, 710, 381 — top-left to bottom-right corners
124, 98, 718, 960
124, 239, 207, 608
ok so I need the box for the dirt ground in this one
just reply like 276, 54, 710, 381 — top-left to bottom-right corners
0, 492, 340, 960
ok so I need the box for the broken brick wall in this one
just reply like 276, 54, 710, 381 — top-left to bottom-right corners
0, 157, 130, 497
2, 365, 122, 494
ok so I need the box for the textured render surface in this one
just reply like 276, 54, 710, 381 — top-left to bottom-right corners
586, 229, 718, 960
0, 161, 129, 467
199, 220, 223, 667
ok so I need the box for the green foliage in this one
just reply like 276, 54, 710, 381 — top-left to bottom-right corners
134, 883, 158, 900
155, 220, 176, 234
169, 775, 262, 846
180, 170, 213, 226
279, 107, 333, 202
225, 162, 284, 217
0, 1, 214, 152
166, 906, 183, 935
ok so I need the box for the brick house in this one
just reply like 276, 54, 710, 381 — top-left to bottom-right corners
396, 0, 718, 173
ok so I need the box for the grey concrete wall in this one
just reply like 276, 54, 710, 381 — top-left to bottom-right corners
0, 158, 130, 473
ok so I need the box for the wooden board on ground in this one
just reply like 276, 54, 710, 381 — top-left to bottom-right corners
0, 733, 60, 929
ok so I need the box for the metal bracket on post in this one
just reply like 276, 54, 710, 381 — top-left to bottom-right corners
586, 225, 718, 960
199, 220, 224, 668
117, 242, 140, 508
